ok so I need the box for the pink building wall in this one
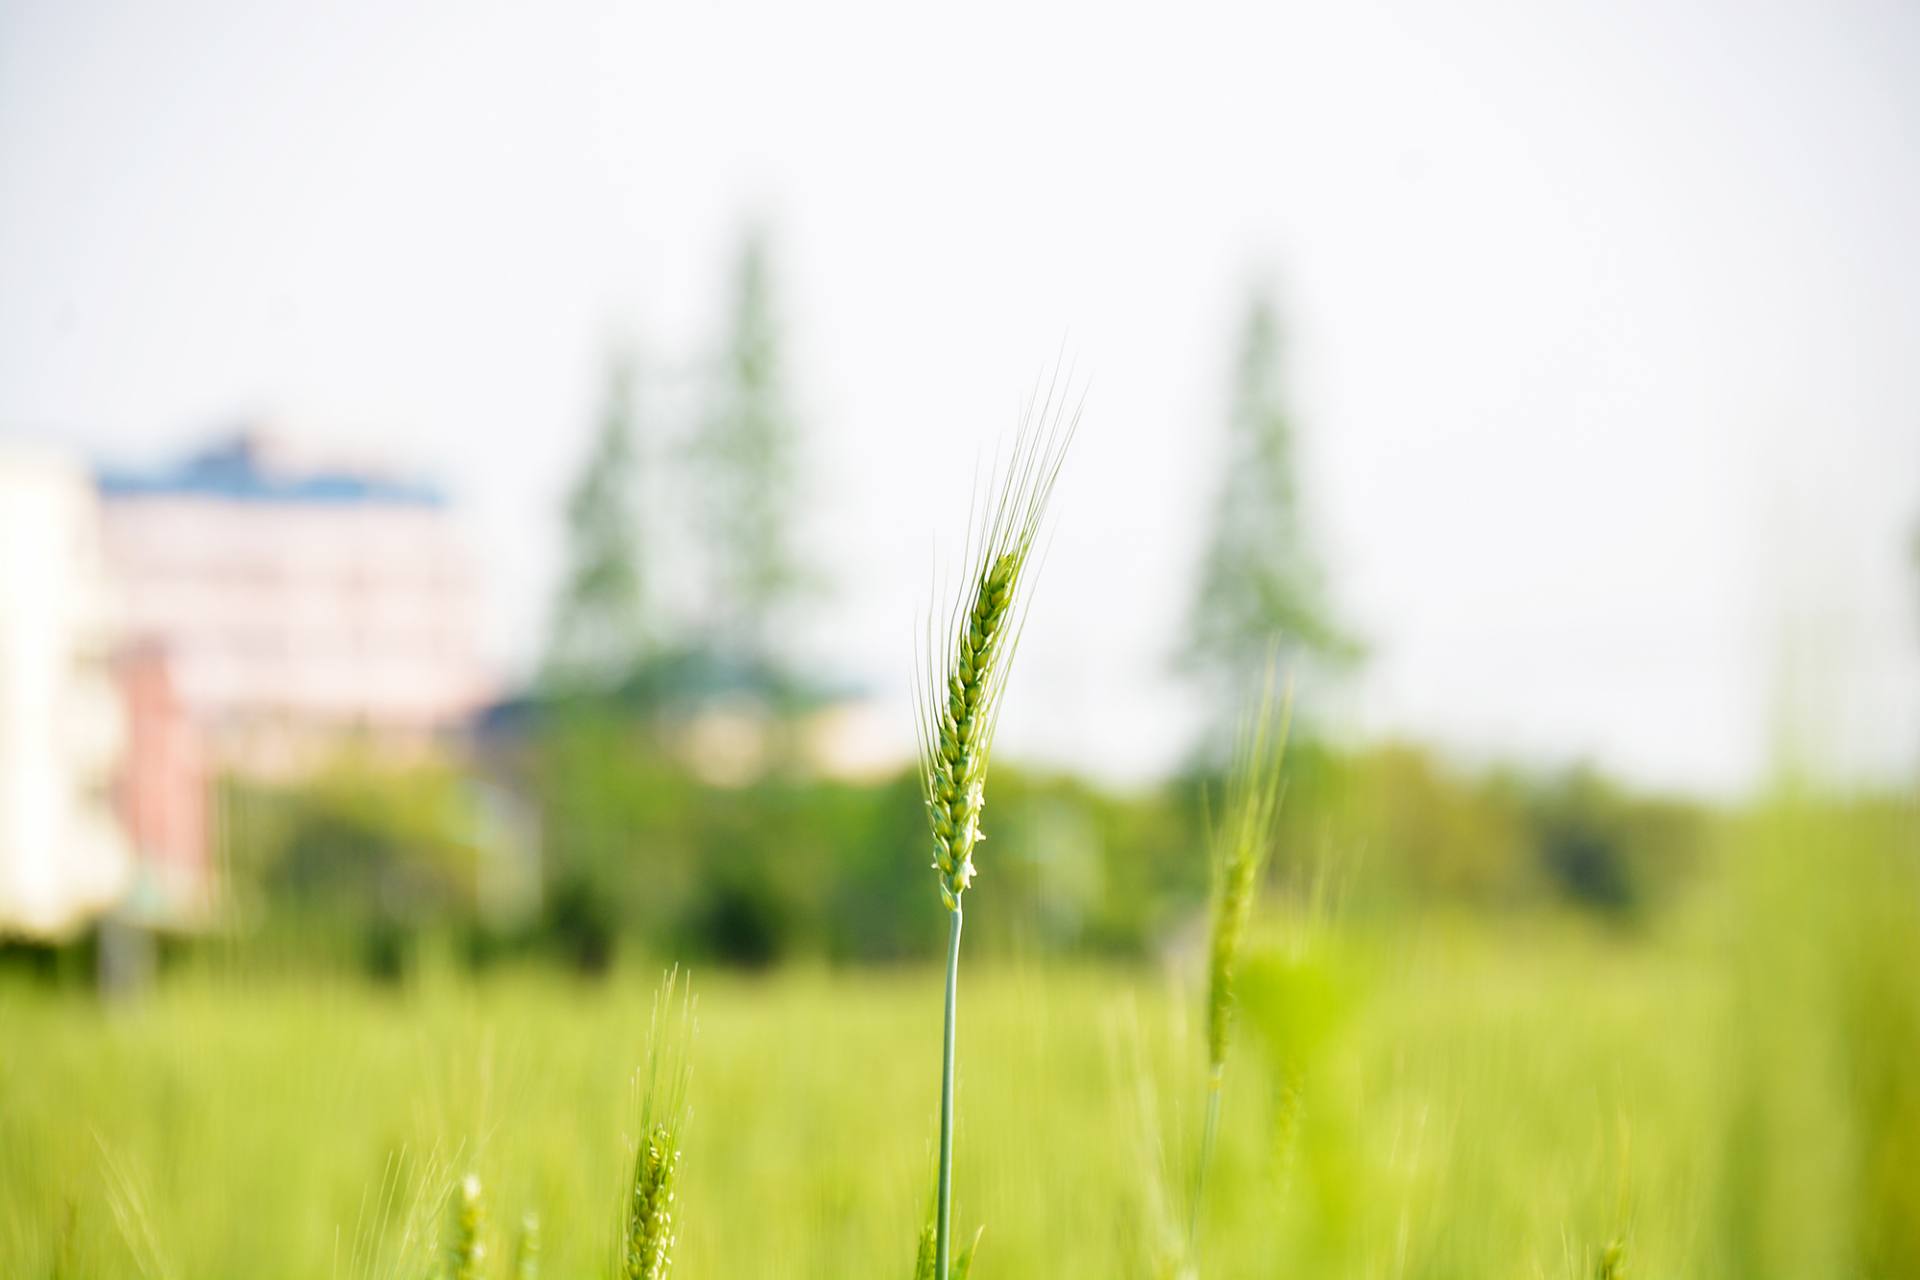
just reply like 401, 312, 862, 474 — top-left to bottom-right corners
114, 643, 211, 925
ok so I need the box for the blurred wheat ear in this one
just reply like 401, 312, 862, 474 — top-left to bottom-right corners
512, 1212, 540, 1280
446, 1174, 485, 1280
1205, 668, 1294, 1076
913, 371, 1080, 1280
1192, 667, 1293, 1246
620, 968, 694, 1280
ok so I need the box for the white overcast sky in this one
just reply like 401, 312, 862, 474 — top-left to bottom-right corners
3, 0, 1917, 796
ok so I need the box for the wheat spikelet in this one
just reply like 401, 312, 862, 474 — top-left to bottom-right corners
624, 1128, 680, 1280
915, 376, 1079, 912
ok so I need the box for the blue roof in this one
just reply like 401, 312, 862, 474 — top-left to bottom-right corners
97, 435, 446, 506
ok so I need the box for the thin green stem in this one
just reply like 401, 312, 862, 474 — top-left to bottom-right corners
936, 906, 964, 1280
1189, 1065, 1224, 1248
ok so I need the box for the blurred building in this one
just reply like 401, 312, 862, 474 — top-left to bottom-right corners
0, 447, 132, 938
1, 430, 490, 943
114, 642, 212, 927
98, 433, 490, 773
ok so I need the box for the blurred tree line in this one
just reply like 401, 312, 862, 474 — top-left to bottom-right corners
180, 267, 1718, 981
214, 734, 1712, 981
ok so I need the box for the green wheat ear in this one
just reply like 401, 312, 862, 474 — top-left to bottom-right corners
620, 970, 694, 1280
915, 380, 1079, 913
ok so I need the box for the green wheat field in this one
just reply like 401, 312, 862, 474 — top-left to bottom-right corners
3, 795, 1915, 1280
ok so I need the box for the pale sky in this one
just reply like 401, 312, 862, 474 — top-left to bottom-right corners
3, 0, 1916, 796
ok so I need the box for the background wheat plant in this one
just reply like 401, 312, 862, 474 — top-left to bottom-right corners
1191, 670, 1292, 1246
913, 377, 1078, 1280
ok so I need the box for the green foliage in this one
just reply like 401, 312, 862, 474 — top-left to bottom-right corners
1283, 745, 1706, 916
532, 708, 703, 948
1321, 743, 1534, 903
221, 753, 491, 977
204, 727, 1712, 984
1521, 768, 1703, 917
233, 757, 480, 911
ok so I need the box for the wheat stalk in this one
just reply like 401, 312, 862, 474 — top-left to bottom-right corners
1191, 667, 1292, 1246
913, 372, 1078, 1280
